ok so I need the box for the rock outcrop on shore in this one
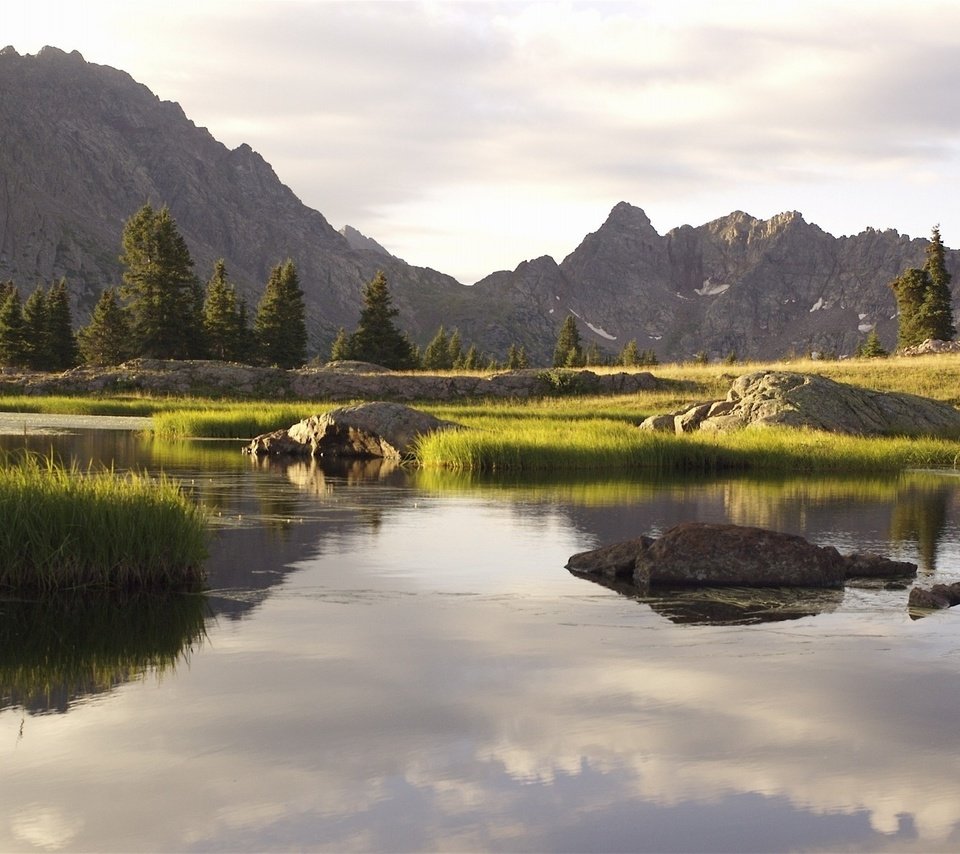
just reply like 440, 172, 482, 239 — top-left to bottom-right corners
245, 402, 460, 460
639, 371, 960, 437
567, 523, 918, 590
0, 360, 658, 401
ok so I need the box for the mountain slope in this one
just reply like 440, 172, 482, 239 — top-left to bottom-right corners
1, 46, 954, 364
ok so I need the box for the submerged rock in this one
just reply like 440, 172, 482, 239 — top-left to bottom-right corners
908, 582, 960, 615
567, 523, 917, 590
244, 401, 460, 460
639, 371, 960, 437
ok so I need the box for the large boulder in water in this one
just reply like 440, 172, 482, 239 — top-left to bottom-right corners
245, 401, 460, 460
567, 523, 917, 590
640, 371, 960, 437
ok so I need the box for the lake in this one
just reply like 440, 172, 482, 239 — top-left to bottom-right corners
2, 427, 960, 852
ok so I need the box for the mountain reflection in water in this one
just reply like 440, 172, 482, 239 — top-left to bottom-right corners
1, 428, 960, 852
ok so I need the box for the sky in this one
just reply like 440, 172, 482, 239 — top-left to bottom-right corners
7, 0, 960, 284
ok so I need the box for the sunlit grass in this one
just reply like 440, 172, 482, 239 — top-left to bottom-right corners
414, 414, 960, 473
152, 403, 327, 439
0, 453, 208, 593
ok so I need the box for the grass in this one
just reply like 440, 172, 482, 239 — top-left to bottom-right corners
413, 413, 960, 473
0, 452, 208, 593
7, 352, 960, 472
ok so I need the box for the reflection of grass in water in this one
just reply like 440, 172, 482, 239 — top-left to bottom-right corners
0, 593, 208, 713
0, 452, 207, 593
643, 586, 844, 626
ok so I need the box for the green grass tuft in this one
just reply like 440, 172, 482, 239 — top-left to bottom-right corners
0, 452, 208, 593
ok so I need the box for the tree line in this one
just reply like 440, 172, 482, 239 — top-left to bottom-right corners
8, 205, 949, 372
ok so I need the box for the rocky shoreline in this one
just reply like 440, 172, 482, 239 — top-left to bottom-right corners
0, 359, 658, 401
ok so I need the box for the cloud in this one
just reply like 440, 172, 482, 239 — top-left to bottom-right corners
7, 0, 960, 280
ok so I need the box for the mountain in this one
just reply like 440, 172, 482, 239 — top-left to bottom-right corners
1, 46, 955, 364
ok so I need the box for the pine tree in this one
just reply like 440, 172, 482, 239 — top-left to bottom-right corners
553, 315, 583, 367
462, 343, 480, 370
78, 289, 134, 367
46, 279, 78, 370
447, 328, 463, 369
620, 339, 640, 367
254, 260, 308, 368
22, 285, 52, 370
891, 227, 956, 349
506, 344, 520, 369
119, 204, 203, 359
330, 326, 352, 362
858, 328, 888, 358
891, 267, 931, 349
0, 287, 28, 367
346, 271, 417, 369
203, 259, 245, 361
919, 225, 955, 342
422, 326, 452, 370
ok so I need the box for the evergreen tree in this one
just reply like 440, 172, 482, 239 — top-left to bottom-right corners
506, 344, 521, 369
447, 328, 463, 369
203, 259, 245, 361
254, 259, 308, 368
22, 285, 52, 370
119, 204, 203, 359
234, 299, 256, 364
891, 227, 956, 349
462, 343, 480, 370
858, 329, 888, 358
0, 287, 28, 367
46, 279, 78, 370
422, 326, 452, 370
553, 315, 583, 367
330, 326, 352, 362
891, 267, 931, 349
78, 289, 133, 367
919, 226, 955, 342
620, 339, 640, 367
346, 271, 417, 369
516, 345, 529, 369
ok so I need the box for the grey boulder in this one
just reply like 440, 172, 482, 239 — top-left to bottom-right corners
245, 401, 460, 460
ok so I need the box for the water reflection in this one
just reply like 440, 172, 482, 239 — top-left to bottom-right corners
570, 570, 845, 624
0, 593, 207, 715
3, 428, 960, 851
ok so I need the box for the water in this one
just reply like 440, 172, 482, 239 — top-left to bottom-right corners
2, 428, 960, 852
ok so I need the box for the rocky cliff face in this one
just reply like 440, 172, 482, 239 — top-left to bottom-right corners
1, 46, 955, 364
469, 203, 953, 362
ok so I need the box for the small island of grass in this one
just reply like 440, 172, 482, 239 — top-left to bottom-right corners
0, 453, 207, 594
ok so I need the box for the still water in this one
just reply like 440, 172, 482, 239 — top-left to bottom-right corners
2, 428, 960, 852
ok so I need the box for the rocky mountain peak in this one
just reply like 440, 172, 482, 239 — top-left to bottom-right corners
339, 225, 395, 259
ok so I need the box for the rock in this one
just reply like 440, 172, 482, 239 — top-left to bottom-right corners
567, 523, 917, 590
640, 371, 960, 437
843, 552, 918, 579
245, 402, 460, 459
0, 360, 658, 402
908, 582, 960, 614
565, 537, 654, 580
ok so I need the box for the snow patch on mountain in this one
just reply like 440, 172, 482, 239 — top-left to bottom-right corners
695, 279, 731, 296
585, 322, 617, 341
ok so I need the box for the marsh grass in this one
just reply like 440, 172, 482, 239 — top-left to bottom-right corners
414, 414, 960, 473
152, 403, 325, 439
0, 453, 208, 593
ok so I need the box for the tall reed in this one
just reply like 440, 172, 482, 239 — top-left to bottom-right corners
0, 453, 208, 593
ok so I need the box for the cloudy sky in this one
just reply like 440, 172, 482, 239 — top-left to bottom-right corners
8, 0, 960, 283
